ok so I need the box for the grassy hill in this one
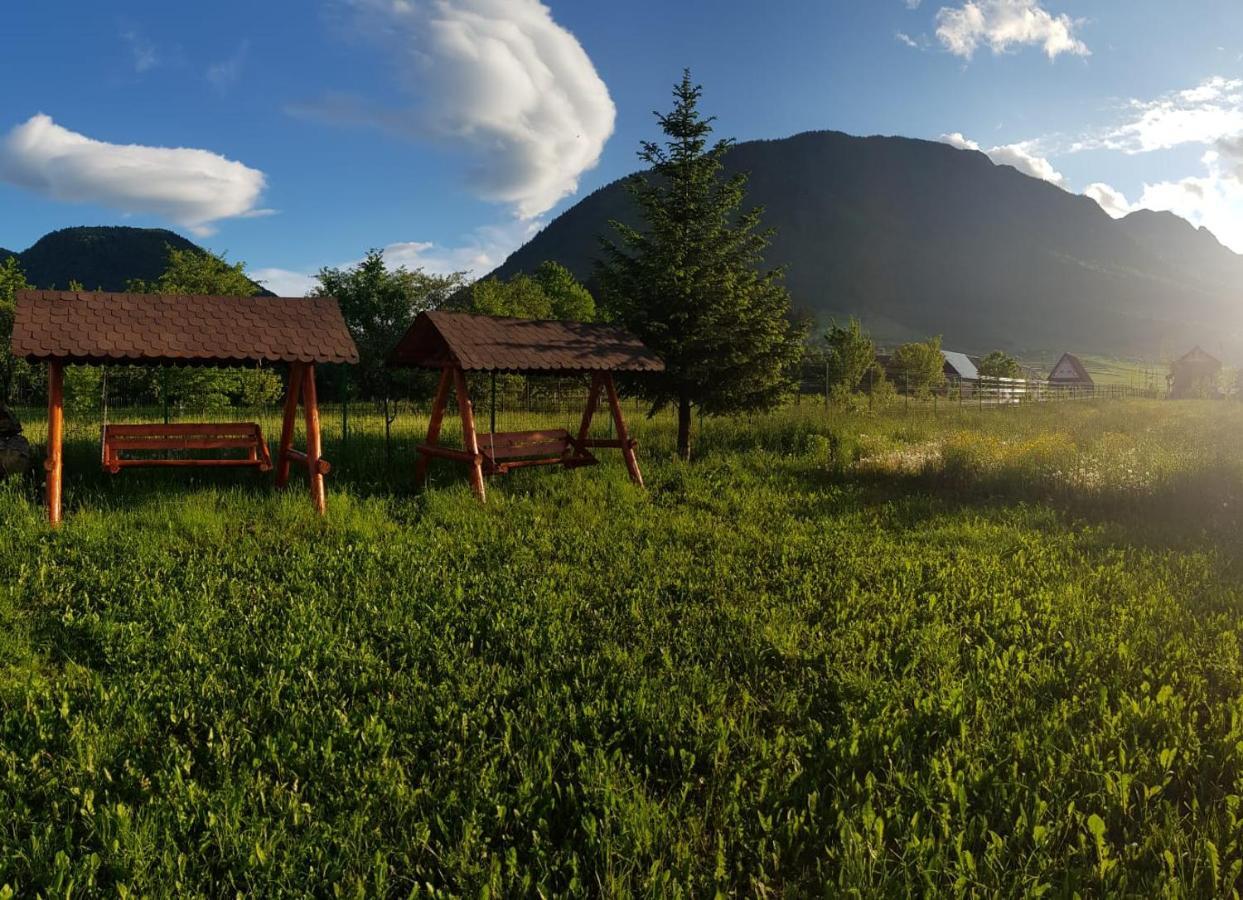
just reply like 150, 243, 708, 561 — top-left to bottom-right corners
1, 226, 272, 294
494, 130, 1243, 359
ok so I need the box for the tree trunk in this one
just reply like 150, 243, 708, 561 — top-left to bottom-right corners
676, 393, 692, 462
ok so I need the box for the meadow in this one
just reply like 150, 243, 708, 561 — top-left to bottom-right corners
3, 397, 1243, 895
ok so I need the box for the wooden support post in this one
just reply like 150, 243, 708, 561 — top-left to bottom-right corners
603, 374, 644, 487
303, 364, 326, 515
276, 363, 304, 488
45, 362, 65, 526
416, 367, 453, 487
575, 373, 604, 462
452, 367, 486, 502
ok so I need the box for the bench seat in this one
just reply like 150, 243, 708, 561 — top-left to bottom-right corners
102, 422, 273, 474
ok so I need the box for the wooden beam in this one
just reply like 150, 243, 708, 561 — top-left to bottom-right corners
452, 367, 486, 502
303, 364, 326, 515
416, 367, 453, 487
574, 373, 603, 463
603, 374, 644, 487
45, 362, 65, 526
276, 362, 304, 489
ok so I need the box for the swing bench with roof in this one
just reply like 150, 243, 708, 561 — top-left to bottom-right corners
11, 290, 359, 525
386, 311, 665, 502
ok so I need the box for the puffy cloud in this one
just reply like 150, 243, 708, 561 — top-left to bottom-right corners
939, 132, 1066, 187
1077, 77, 1243, 154
251, 268, 320, 297
0, 114, 267, 236
309, 0, 616, 220
1132, 151, 1243, 252
1084, 182, 1134, 218
935, 0, 1089, 60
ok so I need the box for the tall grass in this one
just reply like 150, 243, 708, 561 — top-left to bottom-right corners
2, 399, 1243, 895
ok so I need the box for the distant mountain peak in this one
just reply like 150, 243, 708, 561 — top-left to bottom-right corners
492, 129, 1243, 356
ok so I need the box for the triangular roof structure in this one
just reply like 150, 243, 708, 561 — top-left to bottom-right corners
387, 310, 665, 374
11, 290, 358, 366
940, 350, 978, 380
1048, 352, 1093, 385
1175, 345, 1221, 367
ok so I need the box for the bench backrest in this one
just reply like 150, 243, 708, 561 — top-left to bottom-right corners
477, 429, 572, 461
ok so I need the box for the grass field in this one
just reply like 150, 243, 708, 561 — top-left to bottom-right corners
4, 398, 1243, 895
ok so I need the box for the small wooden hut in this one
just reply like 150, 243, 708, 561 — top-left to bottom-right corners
1048, 353, 1094, 389
1169, 346, 1222, 399
11, 290, 358, 524
386, 311, 664, 502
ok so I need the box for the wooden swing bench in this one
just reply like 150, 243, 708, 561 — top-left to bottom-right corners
101, 422, 274, 474
390, 311, 664, 502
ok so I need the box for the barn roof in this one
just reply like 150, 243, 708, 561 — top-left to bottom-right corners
386, 311, 665, 374
1048, 352, 1093, 385
941, 350, 979, 380
11, 290, 359, 366
1175, 345, 1221, 366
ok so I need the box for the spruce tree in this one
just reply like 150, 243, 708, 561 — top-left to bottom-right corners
598, 71, 805, 460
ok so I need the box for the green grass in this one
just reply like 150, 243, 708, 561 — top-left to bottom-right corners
3, 399, 1243, 895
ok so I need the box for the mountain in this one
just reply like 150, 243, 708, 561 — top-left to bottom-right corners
0, 226, 272, 295
0, 248, 14, 262
493, 130, 1243, 358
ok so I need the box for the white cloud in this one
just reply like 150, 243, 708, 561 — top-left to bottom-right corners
308, 0, 616, 220
1084, 182, 1135, 218
1078, 77, 1243, 154
895, 32, 921, 49
121, 27, 158, 73
939, 132, 1067, 187
252, 268, 320, 297
0, 114, 267, 236
207, 40, 250, 93
935, 0, 1089, 60
940, 131, 981, 151
1133, 151, 1243, 252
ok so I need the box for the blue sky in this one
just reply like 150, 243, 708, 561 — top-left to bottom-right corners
3, 0, 1243, 294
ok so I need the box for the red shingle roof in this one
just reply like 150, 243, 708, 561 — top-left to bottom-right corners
387, 311, 665, 374
11, 291, 359, 366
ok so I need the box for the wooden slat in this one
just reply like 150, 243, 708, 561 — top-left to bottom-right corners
284, 448, 332, 475
416, 444, 480, 463
107, 437, 260, 451
480, 440, 571, 461
477, 429, 572, 448
105, 423, 260, 437
109, 459, 268, 469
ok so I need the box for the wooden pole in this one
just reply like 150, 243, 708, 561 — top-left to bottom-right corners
603, 374, 644, 487
576, 373, 603, 450
416, 367, 453, 487
46, 362, 65, 526
452, 367, 486, 502
303, 364, 326, 515
276, 362, 304, 489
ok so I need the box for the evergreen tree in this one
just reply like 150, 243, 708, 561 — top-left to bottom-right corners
598, 71, 804, 460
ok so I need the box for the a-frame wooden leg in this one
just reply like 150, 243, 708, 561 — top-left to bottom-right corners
574, 373, 604, 462
303, 364, 326, 515
452, 367, 486, 502
603, 374, 644, 487
46, 362, 65, 526
416, 367, 453, 487
276, 362, 304, 489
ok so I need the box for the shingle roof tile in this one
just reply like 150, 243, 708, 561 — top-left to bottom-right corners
387, 311, 665, 374
11, 291, 359, 366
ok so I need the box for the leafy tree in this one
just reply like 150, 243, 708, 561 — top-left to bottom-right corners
978, 350, 1022, 380
315, 250, 467, 399
535, 261, 595, 321
891, 336, 947, 395
598, 71, 805, 460
471, 274, 553, 319
0, 256, 31, 403
824, 317, 875, 394
127, 247, 283, 408
127, 246, 258, 296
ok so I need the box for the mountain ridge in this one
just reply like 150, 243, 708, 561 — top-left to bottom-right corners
493, 130, 1243, 358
